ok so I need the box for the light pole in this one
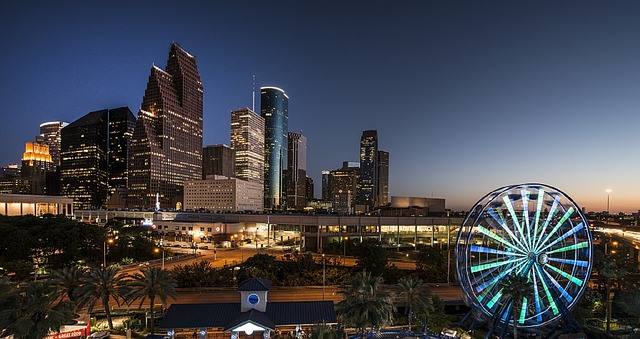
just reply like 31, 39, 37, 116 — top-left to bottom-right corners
322, 253, 326, 300
155, 239, 165, 270
103, 238, 114, 267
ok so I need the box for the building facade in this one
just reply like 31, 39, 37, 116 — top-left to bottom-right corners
260, 87, 288, 210
203, 144, 235, 179
305, 176, 314, 201
356, 130, 378, 212
321, 170, 330, 201
128, 43, 204, 209
184, 175, 263, 212
0, 194, 73, 217
37, 121, 69, 166
20, 141, 55, 195
60, 107, 135, 210
377, 150, 389, 206
285, 131, 307, 209
0, 165, 20, 194
230, 107, 264, 186
329, 161, 360, 214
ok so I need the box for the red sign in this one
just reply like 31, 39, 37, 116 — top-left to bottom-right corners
44, 323, 90, 339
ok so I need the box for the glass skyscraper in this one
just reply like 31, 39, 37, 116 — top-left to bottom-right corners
357, 130, 378, 211
260, 86, 288, 209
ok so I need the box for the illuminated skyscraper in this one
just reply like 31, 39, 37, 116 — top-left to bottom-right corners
356, 130, 378, 211
330, 161, 360, 214
377, 150, 389, 206
230, 107, 264, 186
128, 43, 204, 209
261, 86, 288, 209
285, 131, 307, 209
60, 107, 135, 209
20, 141, 55, 195
203, 144, 235, 178
37, 121, 68, 166
321, 170, 330, 201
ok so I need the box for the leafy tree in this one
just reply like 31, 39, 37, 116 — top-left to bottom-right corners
310, 324, 343, 339
0, 281, 74, 339
78, 266, 127, 330
336, 270, 394, 336
50, 265, 86, 306
415, 244, 445, 283
397, 276, 431, 332
500, 273, 530, 339
355, 239, 388, 277
126, 267, 177, 334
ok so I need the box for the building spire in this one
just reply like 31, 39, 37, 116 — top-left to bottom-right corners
252, 74, 256, 112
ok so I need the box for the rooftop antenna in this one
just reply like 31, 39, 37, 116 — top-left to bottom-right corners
251, 74, 256, 112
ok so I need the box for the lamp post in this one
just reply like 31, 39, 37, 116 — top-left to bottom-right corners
155, 239, 165, 270
322, 253, 326, 300
103, 238, 114, 267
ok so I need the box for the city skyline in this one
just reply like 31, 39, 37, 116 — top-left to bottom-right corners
2, 1, 640, 212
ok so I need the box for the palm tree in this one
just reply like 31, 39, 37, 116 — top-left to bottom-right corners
78, 265, 127, 330
0, 281, 74, 339
336, 270, 394, 337
310, 324, 342, 339
500, 273, 530, 339
397, 276, 431, 332
50, 265, 86, 306
126, 267, 177, 334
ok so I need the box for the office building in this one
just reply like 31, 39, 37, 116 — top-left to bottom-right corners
379, 196, 446, 217
37, 121, 69, 166
128, 43, 204, 210
377, 150, 389, 206
261, 86, 288, 209
203, 144, 235, 179
0, 194, 73, 217
0, 164, 20, 194
285, 131, 307, 209
230, 107, 264, 185
305, 176, 314, 201
329, 161, 360, 214
60, 107, 135, 210
356, 130, 378, 212
184, 175, 263, 212
19, 141, 55, 195
321, 170, 330, 201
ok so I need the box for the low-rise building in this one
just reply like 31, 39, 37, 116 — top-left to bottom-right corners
0, 194, 74, 217
184, 175, 263, 212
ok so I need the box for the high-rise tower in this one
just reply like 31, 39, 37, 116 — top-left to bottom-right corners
285, 131, 307, 209
356, 130, 378, 211
128, 43, 204, 209
377, 150, 389, 206
230, 107, 264, 185
260, 86, 288, 209
38, 121, 69, 166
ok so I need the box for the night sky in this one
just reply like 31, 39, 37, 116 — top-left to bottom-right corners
2, 1, 640, 212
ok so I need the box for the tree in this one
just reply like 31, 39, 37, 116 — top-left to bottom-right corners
0, 281, 74, 339
397, 276, 431, 332
500, 273, 530, 339
355, 239, 388, 277
336, 270, 394, 336
415, 244, 445, 283
310, 324, 342, 339
78, 266, 127, 330
50, 265, 86, 306
126, 267, 177, 334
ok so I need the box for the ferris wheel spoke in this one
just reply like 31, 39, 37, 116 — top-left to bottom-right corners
544, 263, 584, 287
475, 260, 527, 294
521, 190, 532, 250
488, 208, 529, 252
547, 257, 589, 268
470, 245, 525, 256
533, 197, 560, 249
531, 269, 543, 323
546, 241, 588, 255
503, 196, 530, 251
536, 207, 574, 252
476, 225, 526, 254
541, 265, 574, 302
531, 189, 545, 247
471, 257, 525, 273
486, 288, 503, 309
519, 297, 528, 324
534, 264, 559, 316
537, 222, 584, 253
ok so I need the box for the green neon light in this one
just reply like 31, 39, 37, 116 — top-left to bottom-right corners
471, 257, 523, 273
545, 264, 583, 286
476, 225, 520, 252
519, 297, 528, 324
537, 266, 559, 315
532, 189, 544, 245
547, 241, 588, 254
521, 190, 532, 249
535, 197, 559, 248
503, 196, 528, 250
537, 207, 574, 251
487, 289, 503, 309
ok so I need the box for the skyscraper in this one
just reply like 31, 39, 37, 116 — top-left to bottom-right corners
321, 170, 330, 201
330, 161, 360, 214
38, 121, 69, 166
230, 107, 264, 185
20, 141, 55, 195
377, 150, 389, 206
203, 144, 235, 178
60, 107, 135, 209
128, 43, 204, 209
356, 130, 378, 211
261, 86, 288, 209
285, 131, 307, 209
305, 176, 314, 201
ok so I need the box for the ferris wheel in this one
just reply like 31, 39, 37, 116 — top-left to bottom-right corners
456, 183, 592, 330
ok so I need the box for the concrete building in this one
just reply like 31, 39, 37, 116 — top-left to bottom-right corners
203, 144, 235, 178
285, 131, 307, 209
184, 175, 263, 212
379, 196, 446, 216
230, 108, 264, 186
0, 194, 73, 217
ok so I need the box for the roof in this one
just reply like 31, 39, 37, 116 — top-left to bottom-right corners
238, 278, 272, 291
158, 301, 337, 329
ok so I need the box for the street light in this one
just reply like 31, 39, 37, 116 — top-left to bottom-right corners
103, 238, 115, 268
322, 253, 326, 300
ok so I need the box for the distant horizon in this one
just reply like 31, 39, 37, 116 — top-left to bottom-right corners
2, 1, 640, 213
